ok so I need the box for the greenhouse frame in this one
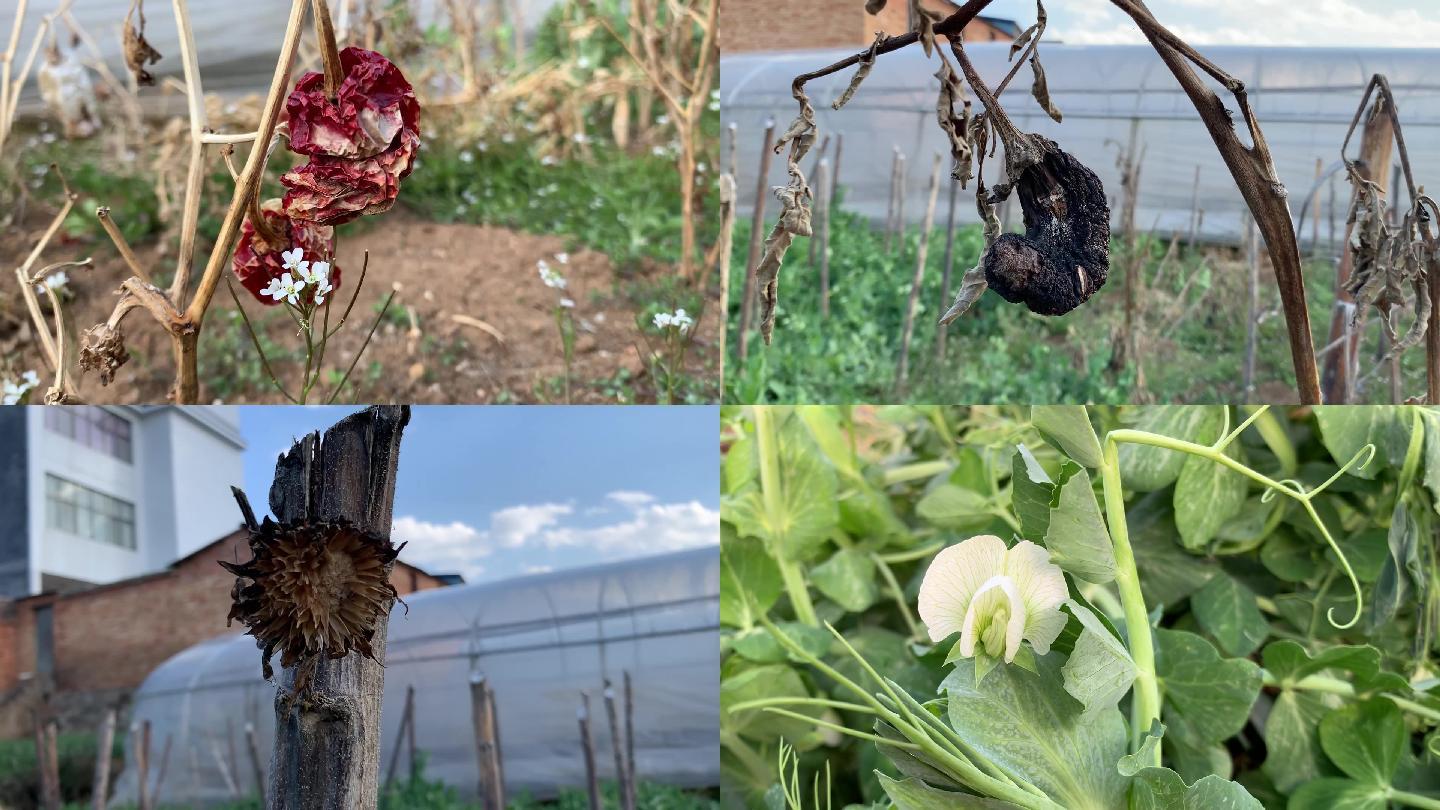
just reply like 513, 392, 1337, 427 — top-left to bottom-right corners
111, 547, 720, 805
721, 43, 1440, 245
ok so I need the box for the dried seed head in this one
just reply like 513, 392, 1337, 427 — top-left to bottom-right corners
982, 136, 1110, 316
78, 323, 130, 385
220, 518, 404, 692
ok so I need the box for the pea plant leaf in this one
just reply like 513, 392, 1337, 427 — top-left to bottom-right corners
1118, 406, 1226, 492
1313, 405, 1405, 480
1319, 698, 1406, 787
916, 483, 993, 531
719, 526, 782, 628
1190, 574, 1268, 658
1154, 629, 1261, 745
1060, 599, 1135, 715
1032, 405, 1104, 468
942, 652, 1129, 808
809, 547, 878, 612
877, 773, 1023, 810
1369, 500, 1421, 632
1119, 723, 1263, 809
723, 412, 838, 561
1174, 443, 1247, 550
1011, 443, 1055, 541
1042, 462, 1116, 583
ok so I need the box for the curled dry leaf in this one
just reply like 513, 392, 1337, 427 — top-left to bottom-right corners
1030, 54, 1062, 123
219, 517, 405, 694
934, 55, 973, 186
940, 178, 1002, 324
233, 199, 343, 305
1344, 169, 1434, 358
78, 323, 130, 386
122, 0, 162, 86
834, 33, 882, 111
754, 82, 818, 345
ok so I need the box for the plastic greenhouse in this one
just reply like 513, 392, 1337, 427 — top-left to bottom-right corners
721, 43, 1440, 245
110, 547, 720, 805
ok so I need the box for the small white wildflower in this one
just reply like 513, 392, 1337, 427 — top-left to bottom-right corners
576, 56, 593, 70
541, 155, 558, 166
560, 298, 576, 309
477, 141, 489, 152
280, 248, 308, 274
2, 371, 40, 405
655, 114, 670, 125
572, 132, 590, 144
651, 146, 667, 157
555, 252, 569, 265
652, 312, 673, 329
917, 535, 1067, 664
36, 271, 67, 295
696, 162, 708, 174
312, 275, 333, 306
671, 308, 694, 332
459, 150, 474, 163
538, 260, 567, 290
262, 273, 304, 306
501, 132, 516, 144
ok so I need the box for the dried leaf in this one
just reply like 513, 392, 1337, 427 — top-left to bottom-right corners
1030, 53, 1062, 123
834, 33, 882, 111
1009, 24, 1038, 61
122, 0, 162, 86
940, 265, 989, 324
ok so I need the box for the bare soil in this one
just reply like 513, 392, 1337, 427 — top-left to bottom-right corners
1, 209, 719, 404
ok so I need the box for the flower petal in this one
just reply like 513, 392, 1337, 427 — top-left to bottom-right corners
918, 534, 1007, 643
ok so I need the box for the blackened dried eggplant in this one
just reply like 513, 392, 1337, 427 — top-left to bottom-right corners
983, 136, 1110, 316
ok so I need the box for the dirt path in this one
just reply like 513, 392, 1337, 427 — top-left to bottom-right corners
1, 210, 719, 404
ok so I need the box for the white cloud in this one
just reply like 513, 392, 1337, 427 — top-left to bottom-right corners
392, 516, 488, 581
539, 500, 719, 553
607, 490, 657, 508
488, 503, 573, 547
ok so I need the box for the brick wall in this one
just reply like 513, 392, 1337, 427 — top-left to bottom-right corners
722, 0, 1014, 53
0, 529, 445, 696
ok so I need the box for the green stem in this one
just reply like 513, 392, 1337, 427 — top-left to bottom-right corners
720, 729, 772, 787
1261, 671, 1440, 724
882, 460, 951, 486
1099, 440, 1162, 764
754, 407, 819, 627
1248, 406, 1298, 476
872, 553, 922, 640
1390, 789, 1440, 810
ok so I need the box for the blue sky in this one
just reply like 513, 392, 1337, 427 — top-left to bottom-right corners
974, 0, 1439, 47
235, 406, 719, 583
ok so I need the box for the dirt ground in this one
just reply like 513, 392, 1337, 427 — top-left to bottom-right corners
1, 209, 719, 404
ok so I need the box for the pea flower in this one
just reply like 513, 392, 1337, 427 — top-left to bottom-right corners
917, 535, 1067, 664
538, 259, 567, 289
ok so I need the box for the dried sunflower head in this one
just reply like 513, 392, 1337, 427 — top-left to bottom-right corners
220, 517, 405, 692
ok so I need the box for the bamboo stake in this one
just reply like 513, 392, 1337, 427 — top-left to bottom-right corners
92, 709, 115, 810
579, 694, 600, 810
894, 154, 942, 394
738, 120, 775, 362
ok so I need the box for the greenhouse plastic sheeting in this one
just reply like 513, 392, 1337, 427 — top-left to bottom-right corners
110, 547, 719, 805
722, 43, 1440, 245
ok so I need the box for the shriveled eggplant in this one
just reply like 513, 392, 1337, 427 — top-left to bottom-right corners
982, 136, 1110, 316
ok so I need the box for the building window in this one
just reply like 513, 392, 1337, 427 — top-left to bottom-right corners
44, 475, 136, 549
44, 407, 133, 463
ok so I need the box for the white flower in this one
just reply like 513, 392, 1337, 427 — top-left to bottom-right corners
460, 150, 474, 163
2, 371, 40, 404
560, 298, 575, 309
501, 133, 516, 144
280, 247, 307, 274
261, 273, 304, 306
299, 260, 329, 286
541, 155, 558, 166
671, 308, 694, 332
36, 271, 67, 294
554, 252, 569, 265
652, 312, 674, 329
313, 275, 333, 306
538, 260, 567, 290
651, 146, 667, 157
655, 114, 670, 125
572, 132, 590, 144
917, 535, 1068, 664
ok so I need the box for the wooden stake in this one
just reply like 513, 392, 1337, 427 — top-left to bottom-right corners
603, 682, 632, 810
487, 680, 506, 808
263, 406, 410, 808
1323, 94, 1394, 403
471, 674, 502, 810
1311, 157, 1323, 255
895, 154, 942, 394
46, 721, 59, 810
579, 694, 601, 810
1244, 217, 1259, 398
152, 735, 172, 807
737, 120, 776, 362
717, 174, 737, 386
92, 708, 116, 810
384, 685, 415, 787
884, 148, 901, 254
894, 153, 908, 255
830, 133, 844, 211
623, 672, 635, 803
814, 159, 831, 319
406, 684, 418, 779
1187, 164, 1201, 245
807, 136, 830, 264
245, 722, 265, 801
935, 177, 959, 364
225, 718, 240, 797
137, 721, 151, 810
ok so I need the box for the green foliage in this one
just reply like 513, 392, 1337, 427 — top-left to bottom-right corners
720, 405, 1440, 810
726, 212, 1436, 405
0, 731, 120, 809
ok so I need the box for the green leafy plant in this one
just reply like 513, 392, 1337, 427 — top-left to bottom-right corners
721, 405, 1440, 809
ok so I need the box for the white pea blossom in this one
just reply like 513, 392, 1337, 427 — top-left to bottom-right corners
2, 371, 40, 405
538, 260, 567, 289
560, 298, 576, 309
917, 535, 1067, 664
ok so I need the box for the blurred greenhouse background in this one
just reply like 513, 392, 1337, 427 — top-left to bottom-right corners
721, 43, 1440, 246
111, 548, 720, 805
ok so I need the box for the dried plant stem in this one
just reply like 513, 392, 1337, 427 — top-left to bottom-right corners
311, 0, 343, 99
96, 208, 155, 287
170, 0, 210, 300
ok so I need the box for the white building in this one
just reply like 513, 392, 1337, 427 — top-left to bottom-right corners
0, 406, 245, 597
